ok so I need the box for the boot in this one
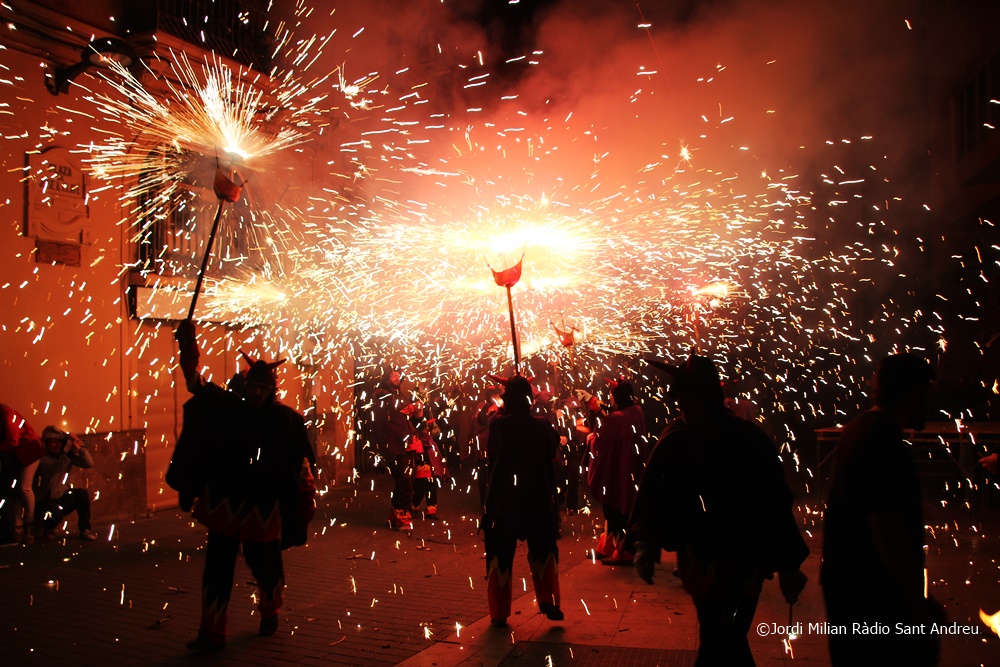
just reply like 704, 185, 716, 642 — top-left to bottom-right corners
426, 505, 439, 521
601, 548, 635, 566
259, 614, 279, 637
487, 556, 512, 624
388, 508, 412, 531
529, 552, 562, 620
602, 534, 634, 565
595, 530, 614, 559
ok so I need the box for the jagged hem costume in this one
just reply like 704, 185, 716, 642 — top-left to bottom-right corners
630, 414, 807, 666
177, 380, 314, 643
482, 412, 561, 621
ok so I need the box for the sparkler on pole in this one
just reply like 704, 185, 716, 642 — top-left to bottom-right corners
550, 317, 579, 394
489, 254, 524, 373
551, 319, 579, 367
186, 164, 244, 321
683, 281, 739, 353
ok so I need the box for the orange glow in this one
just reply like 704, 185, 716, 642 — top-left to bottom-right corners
980, 609, 1000, 637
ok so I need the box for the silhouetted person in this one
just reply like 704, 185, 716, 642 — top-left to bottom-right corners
630, 355, 808, 667
822, 353, 944, 666
0, 403, 44, 546
483, 375, 563, 627
588, 378, 648, 564
173, 321, 314, 652
372, 367, 417, 531
558, 397, 588, 514
34, 427, 95, 541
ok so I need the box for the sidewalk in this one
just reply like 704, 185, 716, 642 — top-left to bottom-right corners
398, 511, 829, 667
1, 470, 996, 666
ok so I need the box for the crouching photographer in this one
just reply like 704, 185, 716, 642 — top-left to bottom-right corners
34, 426, 96, 541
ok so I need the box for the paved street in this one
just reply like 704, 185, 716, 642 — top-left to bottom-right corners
1, 468, 997, 666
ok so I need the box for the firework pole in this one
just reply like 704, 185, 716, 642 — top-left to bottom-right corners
490, 255, 524, 373
186, 166, 243, 321
551, 318, 578, 394
506, 286, 519, 369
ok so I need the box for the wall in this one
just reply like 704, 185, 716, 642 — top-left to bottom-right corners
0, 13, 357, 515
0, 40, 142, 492
78, 429, 146, 523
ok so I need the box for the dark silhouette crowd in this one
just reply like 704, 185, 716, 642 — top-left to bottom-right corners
3, 324, 962, 666
462, 350, 952, 666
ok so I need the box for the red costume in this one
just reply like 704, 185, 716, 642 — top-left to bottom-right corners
372, 369, 416, 530
409, 422, 445, 519
0, 404, 45, 544
588, 399, 647, 562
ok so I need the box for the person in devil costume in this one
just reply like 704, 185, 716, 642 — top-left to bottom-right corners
630, 355, 807, 667
409, 417, 446, 520
482, 374, 563, 627
587, 378, 648, 565
173, 321, 314, 652
372, 367, 418, 530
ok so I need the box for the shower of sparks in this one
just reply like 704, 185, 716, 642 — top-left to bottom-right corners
3, 3, 1000, 666
12, 0, 942, 467
6, 0, 996, 547
81, 46, 326, 244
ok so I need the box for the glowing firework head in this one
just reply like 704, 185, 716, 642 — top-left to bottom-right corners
213, 168, 243, 203
91, 48, 312, 178
690, 280, 737, 308
446, 210, 596, 295
337, 65, 379, 109
490, 255, 523, 288
981, 609, 1000, 636
552, 321, 578, 348
208, 277, 288, 309
171, 51, 310, 161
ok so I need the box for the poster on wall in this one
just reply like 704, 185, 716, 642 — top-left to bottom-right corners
25, 146, 93, 263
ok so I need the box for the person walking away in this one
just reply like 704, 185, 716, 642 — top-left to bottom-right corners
409, 417, 446, 520
482, 375, 564, 627
174, 321, 315, 652
630, 354, 808, 667
821, 353, 944, 666
468, 385, 501, 510
588, 378, 648, 564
